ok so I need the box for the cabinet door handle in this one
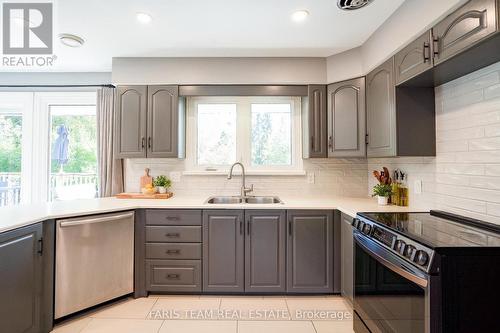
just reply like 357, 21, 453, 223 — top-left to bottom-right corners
239, 220, 243, 235
432, 37, 439, 57
166, 216, 180, 221
165, 233, 180, 238
166, 249, 180, 254
141, 137, 145, 149
166, 274, 180, 280
423, 41, 430, 63
288, 220, 292, 236
247, 220, 251, 235
148, 137, 152, 149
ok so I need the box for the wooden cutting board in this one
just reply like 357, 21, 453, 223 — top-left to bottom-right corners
140, 168, 153, 189
115, 192, 174, 199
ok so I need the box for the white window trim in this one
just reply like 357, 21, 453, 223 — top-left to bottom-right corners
33, 91, 97, 202
185, 96, 304, 175
0, 92, 34, 204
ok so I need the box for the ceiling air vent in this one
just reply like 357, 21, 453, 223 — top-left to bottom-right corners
337, 0, 374, 11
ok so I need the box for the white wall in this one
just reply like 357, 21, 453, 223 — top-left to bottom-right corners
326, 47, 363, 83
112, 57, 327, 85
0, 72, 111, 86
368, 62, 500, 225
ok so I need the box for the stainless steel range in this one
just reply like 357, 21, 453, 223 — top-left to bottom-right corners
352, 211, 500, 333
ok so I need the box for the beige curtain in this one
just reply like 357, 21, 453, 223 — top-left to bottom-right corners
96, 87, 124, 197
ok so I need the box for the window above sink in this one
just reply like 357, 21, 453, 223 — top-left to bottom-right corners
185, 96, 304, 175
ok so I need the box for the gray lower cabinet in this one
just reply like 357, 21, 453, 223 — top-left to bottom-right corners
394, 30, 433, 85
340, 213, 354, 305
0, 223, 43, 333
366, 58, 397, 157
146, 260, 201, 292
144, 210, 202, 293
245, 210, 286, 293
303, 85, 328, 158
327, 77, 366, 158
287, 210, 334, 293
203, 210, 245, 292
115, 86, 147, 158
432, 0, 497, 66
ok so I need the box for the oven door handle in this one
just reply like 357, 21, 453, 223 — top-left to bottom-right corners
354, 231, 429, 288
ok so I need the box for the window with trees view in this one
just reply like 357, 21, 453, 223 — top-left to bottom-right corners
186, 96, 302, 173
0, 92, 97, 207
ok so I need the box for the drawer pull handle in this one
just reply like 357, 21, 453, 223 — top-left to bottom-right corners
166, 249, 180, 254
165, 233, 180, 238
166, 274, 180, 280
166, 216, 180, 221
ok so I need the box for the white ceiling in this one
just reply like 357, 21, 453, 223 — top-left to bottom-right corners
2, 0, 405, 72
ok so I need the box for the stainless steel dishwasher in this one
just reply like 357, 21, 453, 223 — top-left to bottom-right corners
55, 211, 135, 319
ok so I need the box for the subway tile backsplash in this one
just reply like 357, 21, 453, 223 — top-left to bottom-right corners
369, 61, 500, 224
124, 158, 369, 198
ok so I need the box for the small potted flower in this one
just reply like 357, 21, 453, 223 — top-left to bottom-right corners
372, 183, 392, 205
372, 167, 392, 205
153, 175, 171, 194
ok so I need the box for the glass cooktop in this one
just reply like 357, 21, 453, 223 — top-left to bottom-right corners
358, 211, 500, 249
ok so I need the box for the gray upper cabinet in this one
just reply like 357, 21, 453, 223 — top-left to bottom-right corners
115, 85, 184, 159
366, 58, 397, 157
327, 77, 366, 158
287, 210, 334, 293
432, 0, 498, 66
0, 223, 43, 333
203, 210, 244, 292
303, 85, 328, 158
394, 30, 433, 85
245, 210, 286, 293
147, 86, 180, 158
115, 86, 147, 158
340, 213, 354, 305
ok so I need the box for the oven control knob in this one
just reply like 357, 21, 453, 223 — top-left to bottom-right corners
414, 250, 429, 266
395, 240, 406, 254
404, 245, 416, 259
363, 224, 372, 235
357, 221, 365, 232
351, 218, 359, 228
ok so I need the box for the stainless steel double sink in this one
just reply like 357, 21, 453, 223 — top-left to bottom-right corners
206, 196, 283, 204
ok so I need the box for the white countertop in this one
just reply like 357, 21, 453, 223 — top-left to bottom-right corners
0, 194, 424, 233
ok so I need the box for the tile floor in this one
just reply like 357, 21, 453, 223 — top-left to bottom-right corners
51, 295, 354, 333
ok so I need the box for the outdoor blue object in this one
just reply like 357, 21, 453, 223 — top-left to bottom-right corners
52, 124, 69, 166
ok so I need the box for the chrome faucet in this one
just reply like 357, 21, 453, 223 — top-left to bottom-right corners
227, 162, 253, 198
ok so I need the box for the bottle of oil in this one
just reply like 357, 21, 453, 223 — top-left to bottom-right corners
398, 172, 409, 207
391, 169, 400, 206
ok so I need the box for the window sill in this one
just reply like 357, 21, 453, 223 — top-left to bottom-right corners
182, 170, 307, 176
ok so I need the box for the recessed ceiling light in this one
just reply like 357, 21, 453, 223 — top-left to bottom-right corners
136, 12, 153, 24
291, 10, 309, 22
59, 33, 85, 48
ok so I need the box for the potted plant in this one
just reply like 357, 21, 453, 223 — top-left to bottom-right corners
372, 183, 392, 205
153, 175, 171, 194
372, 167, 392, 205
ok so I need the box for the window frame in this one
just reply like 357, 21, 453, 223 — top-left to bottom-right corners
185, 96, 303, 175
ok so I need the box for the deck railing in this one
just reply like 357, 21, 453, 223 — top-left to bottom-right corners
0, 172, 98, 207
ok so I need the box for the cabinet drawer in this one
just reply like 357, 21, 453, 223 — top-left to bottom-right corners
146, 210, 202, 226
146, 260, 201, 292
146, 226, 202, 243
146, 243, 201, 260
